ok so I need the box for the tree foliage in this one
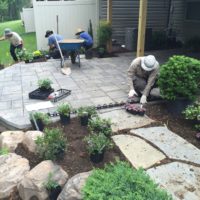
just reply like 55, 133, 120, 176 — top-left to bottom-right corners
0, 0, 31, 22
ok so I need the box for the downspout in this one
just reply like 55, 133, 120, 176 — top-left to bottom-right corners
166, 0, 173, 35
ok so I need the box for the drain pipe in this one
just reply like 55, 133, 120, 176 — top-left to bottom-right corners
166, 0, 173, 34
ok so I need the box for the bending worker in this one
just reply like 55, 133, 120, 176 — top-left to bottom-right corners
45, 30, 64, 59
127, 55, 160, 104
75, 28, 93, 50
0, 28, 23, 62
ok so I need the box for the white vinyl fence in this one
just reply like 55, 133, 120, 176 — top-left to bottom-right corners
33, 0, 99, 50
22, 8, 35, 33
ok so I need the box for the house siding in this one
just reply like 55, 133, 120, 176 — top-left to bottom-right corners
99, 0, 170, 44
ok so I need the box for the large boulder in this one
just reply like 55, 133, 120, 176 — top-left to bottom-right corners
22, 131, 44, 153
57, 171, 92, 200
0, 131, 25, 152
18, 160, 68, 200
0, 153, 30, 199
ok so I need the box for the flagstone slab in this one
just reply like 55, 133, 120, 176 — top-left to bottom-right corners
147, 162, 200, 200
112, 134, 166, 169
131, 127, 200, 165
99, 109, 154, 132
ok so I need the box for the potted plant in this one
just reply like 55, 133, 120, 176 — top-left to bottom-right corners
57, 103, 71, 125
88, 117, 112, 137
77, 106, 97, 126
97, 47, 105, 58
84, 133, 113, 163
36, 128, 67, 160
43, 172, 62, 200
32, 112, 50, 131
38, 78, 53, 92
158, 55, 200, 114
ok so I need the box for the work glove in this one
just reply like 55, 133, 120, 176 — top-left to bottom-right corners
128, 89, 138, 97
140, 95, 147, 104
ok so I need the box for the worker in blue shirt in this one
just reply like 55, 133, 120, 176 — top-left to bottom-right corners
75, 28, 93, 50
45, 30, 64, 59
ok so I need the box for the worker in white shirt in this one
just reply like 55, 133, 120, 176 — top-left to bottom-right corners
0, 28, 23, 62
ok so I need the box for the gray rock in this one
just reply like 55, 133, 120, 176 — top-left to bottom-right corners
18, 160, 68, 200
0, 131, 25, 152
131, 126, 200, 165
0, 153, 30, 199
22, 131, 44, 153
57, 171, 92, 200
99, 109, 154, 132
147, 162, 200, 200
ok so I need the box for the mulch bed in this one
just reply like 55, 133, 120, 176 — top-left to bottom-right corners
15, 117, 126, 178
145, 103, 200, 149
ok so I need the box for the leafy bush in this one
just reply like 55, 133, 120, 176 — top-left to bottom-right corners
33, 112, 50, 125
84, 133, 113, 154
183, 101, 200, 130
33, 50, 43, 58
57, 103, 71, 116
16, 48, 34, 61
36, 128, 67, 160
43, 172, 59, 191
88, 117, 112, 137
158, 55, 200, 100
0, 147, 9, 155
77, 106, 97, 117
82, 161, 172, 200
97, 20, 112, 47
38, 78, 53, 90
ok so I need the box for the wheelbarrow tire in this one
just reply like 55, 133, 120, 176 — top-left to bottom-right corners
70, 51, 76, 64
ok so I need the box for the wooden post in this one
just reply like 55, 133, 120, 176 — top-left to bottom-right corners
137, 0, 148, 57
107, 0, 112, 52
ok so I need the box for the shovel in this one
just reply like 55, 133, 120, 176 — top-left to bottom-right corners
54, 32, 71, 75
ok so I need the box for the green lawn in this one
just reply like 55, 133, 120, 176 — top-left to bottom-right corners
0, 20, 37, 66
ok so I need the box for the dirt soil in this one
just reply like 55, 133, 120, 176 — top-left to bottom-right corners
15, 117, 126, 178
145, 103, 200, 149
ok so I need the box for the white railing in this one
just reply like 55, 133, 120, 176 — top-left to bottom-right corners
33, 0, 99, 50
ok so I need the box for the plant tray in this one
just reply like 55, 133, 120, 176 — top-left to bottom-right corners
48, 89, 71, 102
29, 88, 54, 100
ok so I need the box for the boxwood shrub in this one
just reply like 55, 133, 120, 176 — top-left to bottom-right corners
82, 161, 172, 200
158, 55, 200, 100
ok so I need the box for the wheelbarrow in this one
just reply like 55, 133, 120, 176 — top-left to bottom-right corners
58, 39, 84, 68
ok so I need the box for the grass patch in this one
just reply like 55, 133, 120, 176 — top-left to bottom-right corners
0, 20, 36, 66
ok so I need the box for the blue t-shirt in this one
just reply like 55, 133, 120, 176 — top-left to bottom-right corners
80, 32, 93, 47
48, 34, 63, 48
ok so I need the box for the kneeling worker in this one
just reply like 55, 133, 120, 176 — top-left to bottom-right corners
127, 55, 160, 104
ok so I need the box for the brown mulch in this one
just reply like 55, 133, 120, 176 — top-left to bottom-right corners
15, 117, 126, 178
145, 103, 200, 149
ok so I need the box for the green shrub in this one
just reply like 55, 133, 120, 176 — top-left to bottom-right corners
82, 161, 172, 200
158, 55, 200, 100
32, 112, 50, 125
43, 172, 59, 191
77, 106, 97, 117
0, 147, 9, 155
36, 128, 67, 160
183, 101, 200, 130
38, 78, 53, 90
16, 48, 34, 61
88, 117, 112, 137
84, 133, 113, 154
57, 103, 71, 116
97, 20, 112, 47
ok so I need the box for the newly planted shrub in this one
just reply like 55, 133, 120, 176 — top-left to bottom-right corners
97, 20, 112, 47
183, 101, 200, 130
57, 103, 71, 116
33, 112, 50, 125
36, 128, 67, 160
43, 172, 59, 191
38, 78, 53, 90
158, 55, 200, 100
88, 117, 112, 137
82, 161, 172, 200
77, 106, 97, 118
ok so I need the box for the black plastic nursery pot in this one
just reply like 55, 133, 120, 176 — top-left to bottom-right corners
80, 115, 89, 126
49, 185, 62, 200
85, 49, 93, 59
30, 119, 37, 130
90, 151, 104, 163
60, 114, 70, 125
165, 99, 192, 116
29, 88, 54, 100
196, 133, 200, 141
36, 119, 45, 131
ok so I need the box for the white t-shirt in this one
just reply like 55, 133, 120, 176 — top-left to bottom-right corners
7, 32, 22, 46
